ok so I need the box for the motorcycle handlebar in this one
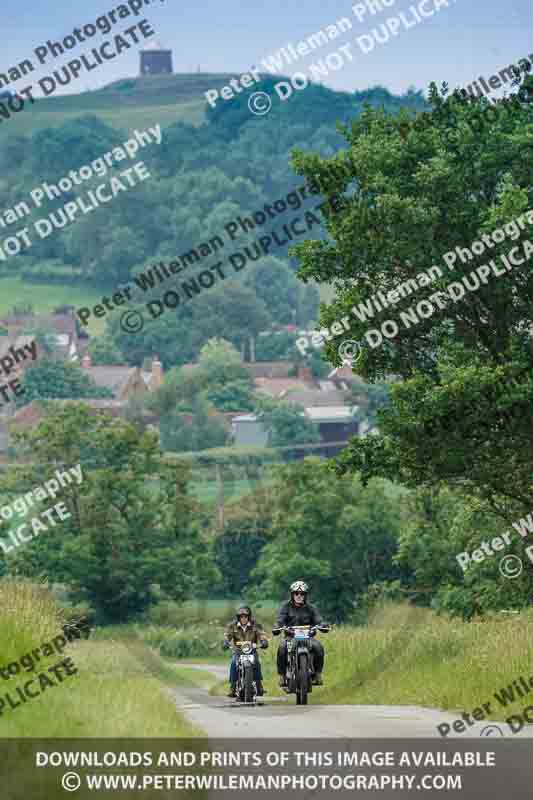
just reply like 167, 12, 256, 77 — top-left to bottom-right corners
272, 624, 330, 636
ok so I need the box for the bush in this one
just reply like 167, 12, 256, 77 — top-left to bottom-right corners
214, 525, 269, 596
159, 631, 219, 659
145, 600, 233, 627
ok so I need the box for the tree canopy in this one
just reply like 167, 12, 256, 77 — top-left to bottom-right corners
4, 403, 219, 620
291, 79, 533, 509
16, 359, 113, 407
251, 458, 401, 621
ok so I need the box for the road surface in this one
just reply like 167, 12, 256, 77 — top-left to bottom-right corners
171, 663, 532, 739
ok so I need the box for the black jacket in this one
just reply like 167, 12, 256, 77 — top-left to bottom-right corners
276, 600, 323, 628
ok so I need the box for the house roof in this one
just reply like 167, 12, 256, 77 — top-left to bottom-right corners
304, 405, 357, 422
10, 397, 156, 427
219, 410, 254, 420
282, 388, 347, 407
254, 377, 313, 397
0, 311, 80, 361
244, 361, 295, 379
232, 414, 260, 423
83, 365, 139, 395
11, 398, 132, 428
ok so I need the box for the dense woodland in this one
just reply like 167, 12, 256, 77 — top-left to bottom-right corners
0, 81, 425, 367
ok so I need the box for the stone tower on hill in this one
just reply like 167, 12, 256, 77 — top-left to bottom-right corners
139, 40, 173, 76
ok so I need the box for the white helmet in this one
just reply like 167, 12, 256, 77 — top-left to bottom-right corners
290, 580, 309, 596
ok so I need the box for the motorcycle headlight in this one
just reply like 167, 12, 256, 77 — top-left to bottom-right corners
241, 643, 252, 654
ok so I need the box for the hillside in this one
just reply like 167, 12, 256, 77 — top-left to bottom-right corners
0, 75, 427, 364
0, 72, 425, 139
0, 73, 245, 136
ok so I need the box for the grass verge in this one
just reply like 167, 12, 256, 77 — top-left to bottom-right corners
312, 603, 533, 719
0, 580, 204, 737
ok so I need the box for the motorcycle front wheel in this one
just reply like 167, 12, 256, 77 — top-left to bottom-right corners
243, 664, 254, 703
296, 653, 308, 705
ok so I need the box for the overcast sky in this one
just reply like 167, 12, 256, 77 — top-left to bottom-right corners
1, 0, 532, 99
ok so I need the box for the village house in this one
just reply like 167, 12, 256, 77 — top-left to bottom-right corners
5, 355, 164, 446
0, 306, 82, 362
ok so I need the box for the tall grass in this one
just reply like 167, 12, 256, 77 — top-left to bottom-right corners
212, 602, 533, 720
0, 580, 203, 738
96, 600, 279, 662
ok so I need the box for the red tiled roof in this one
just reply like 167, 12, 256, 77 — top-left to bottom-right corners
11, 398, 128, 428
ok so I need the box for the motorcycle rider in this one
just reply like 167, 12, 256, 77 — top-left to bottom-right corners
275, 580, 326, 688
224, 605, 268, 698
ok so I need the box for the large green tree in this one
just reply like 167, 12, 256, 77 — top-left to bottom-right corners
255, 397, 321, 448
213, 514, 270, 597
144, 339, 255, 451
251, 458, 401, 621
5, 404, 219, 620
106, 281, 272, 369
244, 257, 301, 325
396, 485, 533, 618
292, 79, 533, 509
196, 339, 255, 411
159, 396, 228, 452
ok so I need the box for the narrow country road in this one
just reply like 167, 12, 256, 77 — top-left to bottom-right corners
171, 664, 532, 739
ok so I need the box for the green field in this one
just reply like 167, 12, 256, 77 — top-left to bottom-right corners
2, 99, 206, 138
0, 277, 107, 331
0, 73, 241, 138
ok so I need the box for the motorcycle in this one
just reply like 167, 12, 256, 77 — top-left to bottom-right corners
225, 640, 260, 704
272, 624, 330, 705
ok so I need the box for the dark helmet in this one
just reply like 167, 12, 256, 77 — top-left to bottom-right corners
236, 605, 252, 620
290, 580, 309, 600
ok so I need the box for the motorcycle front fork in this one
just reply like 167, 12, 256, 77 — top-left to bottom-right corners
287, 649, 314, 684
